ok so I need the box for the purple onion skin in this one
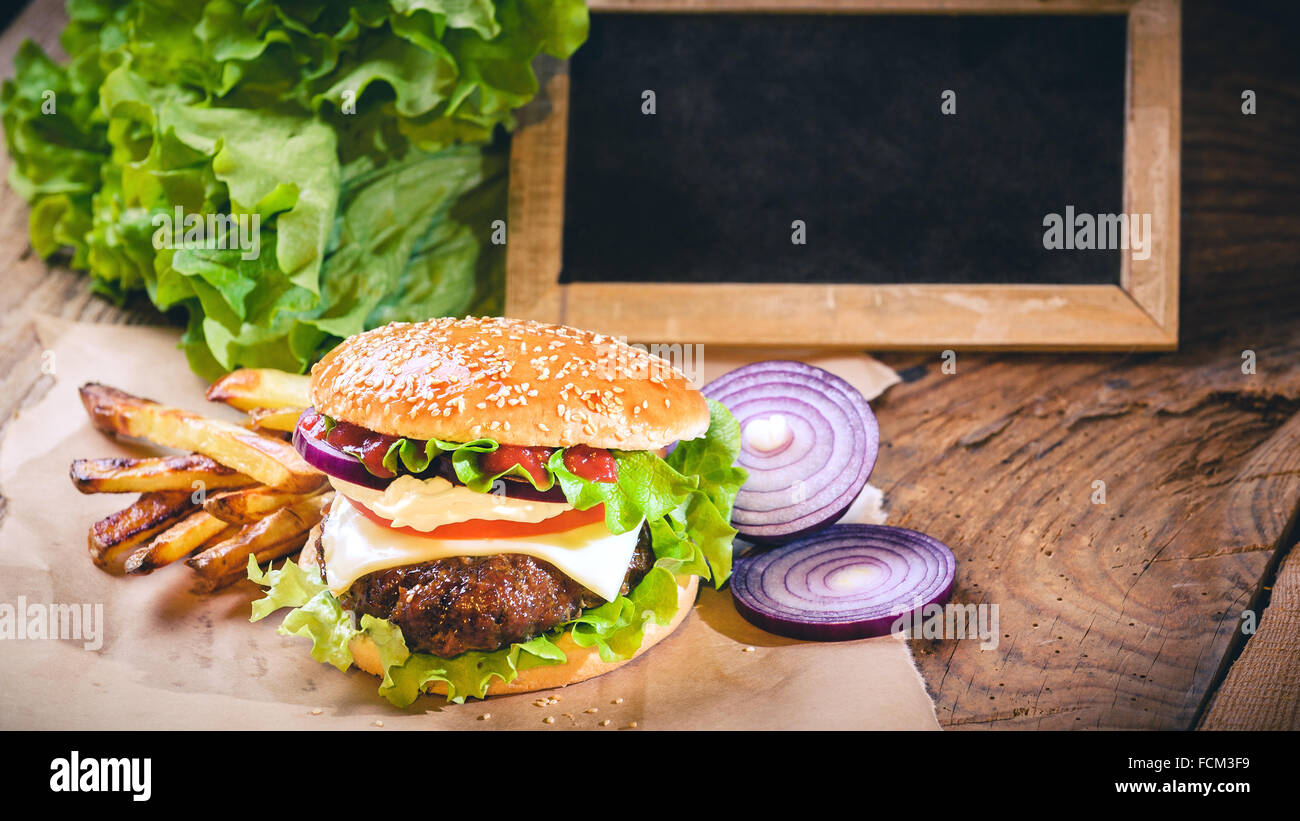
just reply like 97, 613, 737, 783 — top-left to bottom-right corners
703, 361, 879, 543
730, 525, 956, 642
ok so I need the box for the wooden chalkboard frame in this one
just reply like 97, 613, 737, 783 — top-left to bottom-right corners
506, 0, 1181, 350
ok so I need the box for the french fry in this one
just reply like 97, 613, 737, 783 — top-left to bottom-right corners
79, 383, 324, 493
123, 510, 232, 575
186, 493, 329, 589
204, 484, 325, 526
206, 369, 312, 411
88, 491, 197, 569
70, 454, 254, 495
197, 535, 312, 592
246, 406, 305, 434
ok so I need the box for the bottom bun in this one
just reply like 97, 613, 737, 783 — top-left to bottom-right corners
299, 541, 698, 697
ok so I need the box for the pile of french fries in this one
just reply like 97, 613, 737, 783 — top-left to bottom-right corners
72, 369, 329, 591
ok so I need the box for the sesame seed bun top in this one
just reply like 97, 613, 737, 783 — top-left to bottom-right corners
309, 317, 711, 450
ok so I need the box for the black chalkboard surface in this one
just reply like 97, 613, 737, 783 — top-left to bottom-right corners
560, 13, 1128, 286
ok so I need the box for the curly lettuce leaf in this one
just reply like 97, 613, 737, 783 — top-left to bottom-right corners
548, 448, 696, 535
666, 398, 747, 520
383, 436, 497, 476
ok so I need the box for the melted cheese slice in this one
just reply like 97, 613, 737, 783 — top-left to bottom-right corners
321, 495, 641, 602
329, 474, 573, 531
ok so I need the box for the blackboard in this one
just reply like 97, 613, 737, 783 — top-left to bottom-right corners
506, 0, 1181, 351
561, 14, 1127, 286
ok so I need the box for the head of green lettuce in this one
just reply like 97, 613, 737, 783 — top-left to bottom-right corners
0, 0, 589, 380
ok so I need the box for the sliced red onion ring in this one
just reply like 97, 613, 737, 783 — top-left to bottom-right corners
293, 414, 390, 490
730, 525, 955, 641
703, 360, 878, 542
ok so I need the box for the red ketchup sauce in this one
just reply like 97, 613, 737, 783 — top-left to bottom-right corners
561, 444, 619, 483
481, 444, 619, 485
480, 445, 554, 486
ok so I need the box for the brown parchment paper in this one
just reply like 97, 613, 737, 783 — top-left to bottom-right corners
0, 317, 940, 730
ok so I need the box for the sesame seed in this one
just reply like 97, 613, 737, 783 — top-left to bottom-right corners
543, 716, 555, 724
599, 719, 611, 726
479, 713, 491, 721
310, 709, 322, 716
613, 698, 624, 704
585, 708, 598, 714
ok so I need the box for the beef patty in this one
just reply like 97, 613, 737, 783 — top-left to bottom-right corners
317, 514, 654, 658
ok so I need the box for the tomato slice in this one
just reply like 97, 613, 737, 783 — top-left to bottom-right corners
350, 498, 607, 540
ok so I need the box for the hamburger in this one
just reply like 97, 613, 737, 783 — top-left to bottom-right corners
249, 316, 746, 705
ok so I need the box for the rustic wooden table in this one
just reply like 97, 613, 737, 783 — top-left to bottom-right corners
2, 0, 1296, 729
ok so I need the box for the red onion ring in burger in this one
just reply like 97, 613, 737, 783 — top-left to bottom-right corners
293, 410, 391, 490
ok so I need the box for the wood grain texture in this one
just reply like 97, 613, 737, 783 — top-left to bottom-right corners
505, 70, 569, 324
877, 350, 1300, 728
559, 283, 1175, 349
1200, 547, 1300, 730
508, 0, 1181, 349
1125, 0, 1181, 336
